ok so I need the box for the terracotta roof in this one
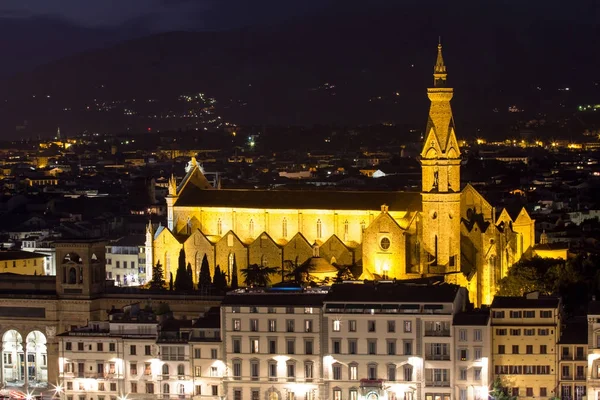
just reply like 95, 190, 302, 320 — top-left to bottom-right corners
175, 187, 422, 211
491, 296, 560, 309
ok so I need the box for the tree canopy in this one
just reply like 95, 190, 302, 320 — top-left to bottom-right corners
241, 264, 279, 287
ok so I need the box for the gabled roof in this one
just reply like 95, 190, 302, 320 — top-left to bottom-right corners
175, 158, 213, 197
174, 188, 422, 211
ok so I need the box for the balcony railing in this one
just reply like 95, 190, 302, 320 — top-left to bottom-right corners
425, 381, 450, 387
561, 375, 573, 380
575, 375, 586, 381
425, 330, 451, 337
561, 355, 573, 360
425, 354, 451, 361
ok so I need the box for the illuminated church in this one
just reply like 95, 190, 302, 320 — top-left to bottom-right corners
146, 45, 534, 306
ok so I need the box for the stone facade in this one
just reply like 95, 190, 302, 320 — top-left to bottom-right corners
148, 45, 535, 307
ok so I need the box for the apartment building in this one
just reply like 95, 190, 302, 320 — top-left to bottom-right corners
586, 301, 600, 400
106, 235, 146, 286
558, 318, 587, 400
220, 287, 327, 400
322, 283, 467, 400
491, 293, 561, 399
452, 311, 491, 400
58, 304, 159, 400
190, 308, 224, 399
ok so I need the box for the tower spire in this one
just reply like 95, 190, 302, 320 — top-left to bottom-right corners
434, 41, 447, 87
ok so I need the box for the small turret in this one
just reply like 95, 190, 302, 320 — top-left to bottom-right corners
168, 174, 177, 197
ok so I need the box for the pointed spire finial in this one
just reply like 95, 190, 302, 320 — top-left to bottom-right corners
433, 40, 447, 87
168, 174, 177, 196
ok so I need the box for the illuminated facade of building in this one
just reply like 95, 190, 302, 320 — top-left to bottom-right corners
147, 45, 534, 307
490, 294, 561, 399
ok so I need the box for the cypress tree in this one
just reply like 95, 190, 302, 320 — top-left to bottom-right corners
187, 262, 194, 289
199, 254, 212, 288
213, 265, 226, 292
149, 261, 166, 290
175, 248, 189, 291
231, 254, 239, 289
169, 272, 174, 291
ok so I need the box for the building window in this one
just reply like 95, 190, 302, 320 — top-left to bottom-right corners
333, 320, 341, 332
388, 320, 395, 333
540, 310, 552, 318
217, 219, 222, 235
512, 345, 519, 354
380, 237, 391, 250
361, 221, 366, 231
195, 366, 201, 377
234, 390, 242, 400
368, 320, 376, 332
233, 338, 241, 354
459, 368, 467, 380
251, 360, 259, 381
332, 339, 341, 354
287, 339, 295, 355
211, 349, 217, 359
474, 368, 481, 381
403, 340, 413, 355
403, 365, 413, 381
305, 362, 314, 380
349, 364, 358, 380
333, 389, 342, 400
474, 329, 482, 341
344, 220, 349, 237
349, 320, 357, 332
387, 364, 396, 381
458, 329, 467, 341
348, 339, 357, 355
350, 389, 358, 400
250, 338, 259, 353
146, 383, 154, 394
305, 339, 314, 355
387, 340, 396, 355
367, 364, 377, 380
526, 345, 533, 354
232, 360, 242, 380
404, 321, 412, 333
510, 310, 522, 318
268, 319, 276, 332
249, 219, 254, 237
286, 320, 295, 332
304, 319, 313, 332
540, 388, 547, 397
332, 364, 342, 380
269, 339, 277, 354
317, 219, 322, 239
368, 339, 377, 355
287, 362, 296, 380
268, 361, 277, 381
250, 319, 258, 331
282, 218, 288, 237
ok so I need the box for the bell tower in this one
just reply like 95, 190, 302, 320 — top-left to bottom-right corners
420, 42, 462, 273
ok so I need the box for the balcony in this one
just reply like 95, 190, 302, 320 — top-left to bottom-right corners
425, 354, 450, 361
425, 330, 450, 337
425, 381, 450, 387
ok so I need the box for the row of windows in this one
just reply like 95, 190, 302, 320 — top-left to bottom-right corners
231, 306, 314, 314
232, 389, 316, 400
215, 218, 363, 238
494, 365, 551, 375
233, 318, 317, 333
331, 363, 414, 381
232, 337, 314, 355
495, 328, 551, 336
497, 344, 548, 354
492, 310, 553, 319
332, 338, 414, 355
67, 382, 216, 396
231, 359, 315, 381
106, 260, 137, 268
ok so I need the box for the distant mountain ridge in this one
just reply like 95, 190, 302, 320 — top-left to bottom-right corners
0, 2, 597, 138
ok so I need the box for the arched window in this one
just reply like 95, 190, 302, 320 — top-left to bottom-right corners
177, 364, 185, 376
163, 383, 170, 394
367, 363, 378, 380
162, 364, 169, 376
344, 220, 349, 237
282, 218, 288, 238
228, 253, 235, 283
217, 218, 223, 235
316, 219, 322, 239
360, 220, 366, 231
249, 219, 255, 238
68, 267, 76, 284
261, 255, 267, 267
178, 384, 185, 395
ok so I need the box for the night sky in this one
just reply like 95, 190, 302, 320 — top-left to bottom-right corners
0, 0, 596, 78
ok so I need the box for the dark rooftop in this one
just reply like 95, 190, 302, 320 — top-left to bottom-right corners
222, 292, 327, 307
558, 317, 588, 344
175, 187, 422, 211
0, 250, 46, 261
491, 296, 560, 309
193, 307, 221, 329
453, 310, 490, 326
111, 234, 145, 247
325, 282, 462, 303
588, 301, 600, 315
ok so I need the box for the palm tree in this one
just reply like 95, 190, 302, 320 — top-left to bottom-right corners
241, 264, 279, 287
